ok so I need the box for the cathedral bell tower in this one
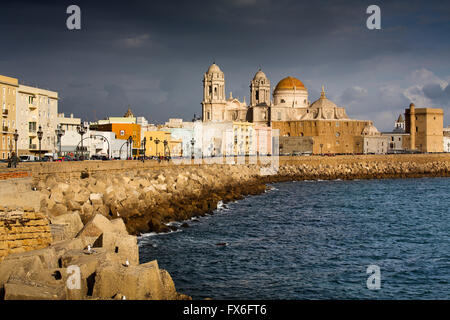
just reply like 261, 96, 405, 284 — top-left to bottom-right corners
250, 69, 271, 106
201, 63, 226, 122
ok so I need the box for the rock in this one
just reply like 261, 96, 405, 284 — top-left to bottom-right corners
50, 212, 84, 240
93, 232, 139, 265
89, 193, 103, 206
76, 214, 114, 239
110, 218, 128, 235
3, 247, 57, 269
50, 191, 64, 204
0, 255, 44, 297
4, 281, 66, 300
80, 202, 94, 224
181, 223, 189, 228
92, 259, 165, 300
60, 248, 111, 298
49, 203, 68, 217
73, 190, 90, 204
66, 200, 81, 211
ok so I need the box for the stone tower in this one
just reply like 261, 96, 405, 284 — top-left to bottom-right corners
408, 103, 416, 150
201, 63, 226, 122
250, 69, 271, 106
248, 69, 271, 126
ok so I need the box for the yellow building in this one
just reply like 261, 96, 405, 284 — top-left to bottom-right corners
143, 131, 182, 157
404, 103, 443, 152
0, 75, 19, 159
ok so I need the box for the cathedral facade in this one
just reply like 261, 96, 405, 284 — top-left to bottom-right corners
201, 62, 351, 127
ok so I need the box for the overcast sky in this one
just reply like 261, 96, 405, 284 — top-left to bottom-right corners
1, 0, 449, 131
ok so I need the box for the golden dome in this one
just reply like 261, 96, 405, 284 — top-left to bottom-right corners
275, 76, 306, 91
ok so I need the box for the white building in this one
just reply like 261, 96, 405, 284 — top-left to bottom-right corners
444, 127, 450, 152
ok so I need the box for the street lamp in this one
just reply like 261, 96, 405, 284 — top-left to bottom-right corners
190, 138, 195, 159
55, 124, 65, 158
154, 138, 160, 157
128, 136, 133, 159
77, 121, 87, 160
13, 129, 19, 155
163, 139, 168, 157
142, 137, 147, 162
37, 125, 43, 161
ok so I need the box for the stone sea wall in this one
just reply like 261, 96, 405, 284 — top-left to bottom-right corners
34, 154, 450, 236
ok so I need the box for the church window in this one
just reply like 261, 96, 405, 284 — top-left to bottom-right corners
281, 99, 286, 103
255, 90, 259, 100
207, 112, 210, 119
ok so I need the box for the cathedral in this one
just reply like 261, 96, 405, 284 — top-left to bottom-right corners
201, 62, 350, 126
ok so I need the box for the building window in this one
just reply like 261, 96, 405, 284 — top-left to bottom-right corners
280, 99, 286, 103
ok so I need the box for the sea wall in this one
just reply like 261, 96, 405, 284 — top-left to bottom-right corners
32, 153, 450, 236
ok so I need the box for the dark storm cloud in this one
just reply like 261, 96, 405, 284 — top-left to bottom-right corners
422, 83, 450, 104
0, 0, 449, 130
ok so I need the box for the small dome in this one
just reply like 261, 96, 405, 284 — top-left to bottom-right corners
274, 76, 306, 91
362, 124, 381, 136
207, 63, 222, 74
253, 69, 267, 80
309, 89, 338, 110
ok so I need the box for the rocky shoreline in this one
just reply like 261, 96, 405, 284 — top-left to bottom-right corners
1, 154, 450, 299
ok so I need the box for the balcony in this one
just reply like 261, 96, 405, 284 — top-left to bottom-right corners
2, 126, 8, 132
2, 109, 8, 117
29, 144, 37, 150
28, 103, 37, 110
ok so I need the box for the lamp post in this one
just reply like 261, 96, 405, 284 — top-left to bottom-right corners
128, 136, 133, 159
142, 137, 147, 162
37, 125, 43, 161
55, 124, 65, 158
154, 138, 160, 157
190, 138, 195, 159
77, 121, 87, 160
13, 129, 19, 155
163, 139, 168, 157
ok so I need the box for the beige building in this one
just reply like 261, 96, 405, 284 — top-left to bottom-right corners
0, 75, 19, 159
272, 88, 371, 154
381, 114, 408, 153
16, 84, 59, 156
362, 124, 389, 154
404, 103, 443, 152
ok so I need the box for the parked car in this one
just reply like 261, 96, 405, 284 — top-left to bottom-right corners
19, 155, 38, 162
